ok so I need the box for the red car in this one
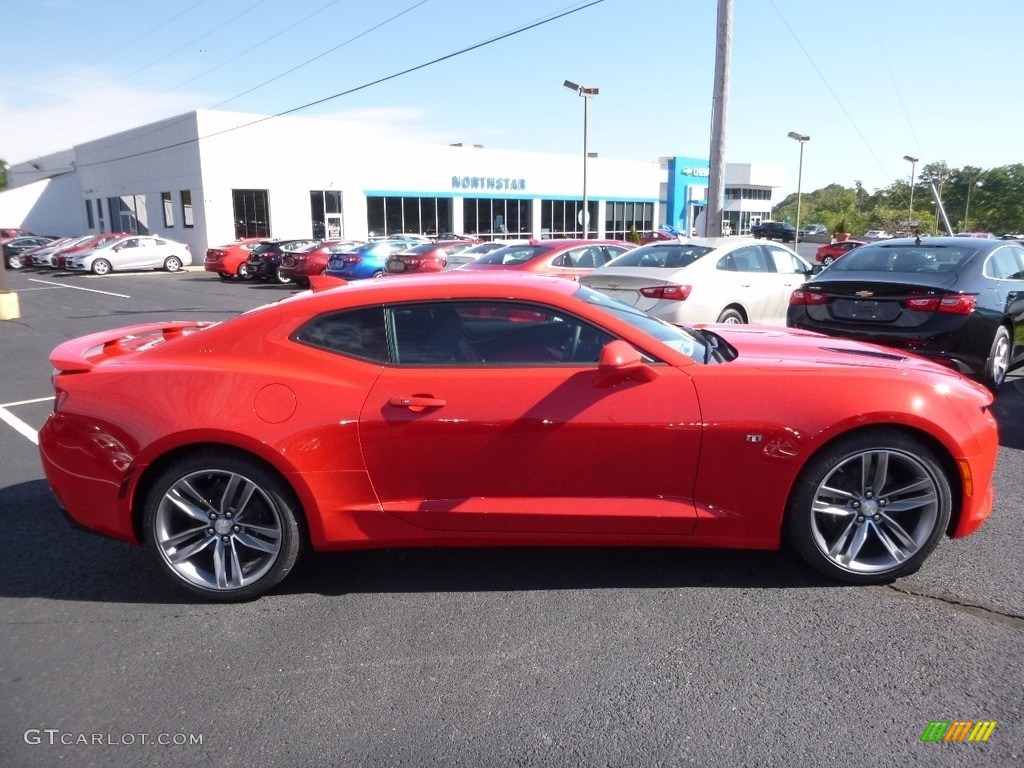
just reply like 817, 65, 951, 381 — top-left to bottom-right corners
204, 237, 266, 280
459, 239, 635, 280
814, 239, 866, 266
39, 273, 997, 601
385, 242, 477, 275
279, 240, 364, 286
55, 233, 130, 269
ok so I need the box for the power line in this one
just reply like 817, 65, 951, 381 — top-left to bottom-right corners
71, 1, 604, 170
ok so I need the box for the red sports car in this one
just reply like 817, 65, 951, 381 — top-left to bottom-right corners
39, 274, 998, 601
814, 239, 866, 266
385, 242, 477, 275
204, 237, 266, 280
279, 240, 364, 286
459, 239, 635, 280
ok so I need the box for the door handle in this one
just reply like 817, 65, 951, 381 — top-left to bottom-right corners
389, 395, 446, 411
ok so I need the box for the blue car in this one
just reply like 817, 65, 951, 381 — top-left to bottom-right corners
325, 239, 422, 280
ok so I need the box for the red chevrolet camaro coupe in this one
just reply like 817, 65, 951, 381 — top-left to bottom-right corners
39, 274, 999, 601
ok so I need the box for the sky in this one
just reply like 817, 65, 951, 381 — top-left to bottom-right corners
1, 0, 1020, 200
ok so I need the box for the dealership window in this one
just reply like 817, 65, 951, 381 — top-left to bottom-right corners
604, 201, 654, 240
462, 198, 531, 240
366, 196, 452, 238
107, 194, 149, 234
232, 189, 269, 239
541, 199, 599, 238
85, 199, 95, 229
310, 190, 344, 239
96, 198, 105, 231
162, 192, 174, 227
181, 190, 194, 228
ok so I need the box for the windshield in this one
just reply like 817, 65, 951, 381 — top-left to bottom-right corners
573, 285, 715, 362
830, 243, 979, 273
605, 243, 713, 268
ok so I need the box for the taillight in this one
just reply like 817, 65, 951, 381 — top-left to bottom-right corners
343, 256, 361, 264
790, 288, 828, 305
905, 295, 976, 315
639, 284, 691, 301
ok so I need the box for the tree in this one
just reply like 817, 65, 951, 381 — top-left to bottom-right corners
0, 157, 8, 190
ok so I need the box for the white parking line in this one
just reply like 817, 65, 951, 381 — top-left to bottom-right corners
27, 278, 130, 298
0, 396, 55, 408
0, 406, 40, 445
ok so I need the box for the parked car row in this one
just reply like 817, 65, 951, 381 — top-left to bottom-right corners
4, 233, 191, 273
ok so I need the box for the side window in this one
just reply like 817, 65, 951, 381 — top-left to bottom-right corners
293, 306, 388, 362
730, 245, 769, 272
765, 245, 805, 274
987, 247, 1024, 280
391, 302, 615, 365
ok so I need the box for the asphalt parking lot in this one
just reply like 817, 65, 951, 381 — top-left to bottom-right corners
1, 263, 1022, 767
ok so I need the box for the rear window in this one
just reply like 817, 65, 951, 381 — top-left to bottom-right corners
606, 243, 713, 268
831, 244, 978, 273
473, 245, 549, 265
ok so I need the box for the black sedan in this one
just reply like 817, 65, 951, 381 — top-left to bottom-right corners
245, 239, 321, 284
787, 236, 1024, 391
3, 235, 56, 269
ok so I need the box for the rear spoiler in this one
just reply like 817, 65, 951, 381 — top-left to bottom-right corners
50, 321, 212, 373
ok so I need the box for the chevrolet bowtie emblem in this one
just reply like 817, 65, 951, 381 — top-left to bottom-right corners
855, 290, 874, 298
608, 282, 619, 288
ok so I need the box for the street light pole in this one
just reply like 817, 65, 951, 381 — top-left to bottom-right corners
787, 132, 809, 248
903, 155, 918, 231
563, 80, 599, 238
964, 178, 982, 232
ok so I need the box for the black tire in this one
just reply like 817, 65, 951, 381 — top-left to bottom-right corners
784, 429, 951, 584
8, 254, 23, 269
982, 326, 1011, 392
218, 271, 233, 281
822, 256, 835, 266
237, 263, 254, 281
142, 450, 305, 601
716, 307, 746, 324
164, 256, 182, 272
274, 266, 291, 285
91, 258, 112, 275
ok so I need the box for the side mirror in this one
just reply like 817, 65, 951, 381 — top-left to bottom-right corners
809, 264, 823, 275
596, 340, 658, 386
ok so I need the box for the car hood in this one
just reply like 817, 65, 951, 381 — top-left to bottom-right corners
702, 323, 972, 380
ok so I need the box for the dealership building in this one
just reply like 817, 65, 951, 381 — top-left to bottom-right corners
2, 110, 785, 255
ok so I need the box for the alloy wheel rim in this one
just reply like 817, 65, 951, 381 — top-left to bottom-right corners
992, 334, 1009, 385
154, 469, 283, 591
809, 448, 939, 574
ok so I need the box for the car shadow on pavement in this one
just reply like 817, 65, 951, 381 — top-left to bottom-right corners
0, 479, 832, 604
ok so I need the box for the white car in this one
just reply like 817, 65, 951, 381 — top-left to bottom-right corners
862, 230, 892, 241
580, 237, 813, 326
67, 235, 192, 275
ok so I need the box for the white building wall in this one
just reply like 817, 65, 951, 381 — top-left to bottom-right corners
0, 175, 82, 236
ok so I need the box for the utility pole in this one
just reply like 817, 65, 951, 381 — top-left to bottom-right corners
704, 0, 732, 237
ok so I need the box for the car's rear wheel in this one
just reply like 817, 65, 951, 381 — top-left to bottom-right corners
237, 263, 254, 281
164, 256, 182, 272
143, 451, 304, 601
982, 326, 1011, 392
822, 255, 835, 266
91, 258, 111, 275
784, 429, 950, 584
716, 307, 746, 324
274, 266, 291, 285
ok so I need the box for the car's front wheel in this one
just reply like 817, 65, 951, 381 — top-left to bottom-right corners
142, 451, 305, 601
982, 326, 1011, 392
237, 263, 254, 281
7, 254, 23, 269
784, 429, 951, 584
218, 271, 233, 281
91, 258, 112, 275
274, 266, 291, 285
822, 255, 835, 266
